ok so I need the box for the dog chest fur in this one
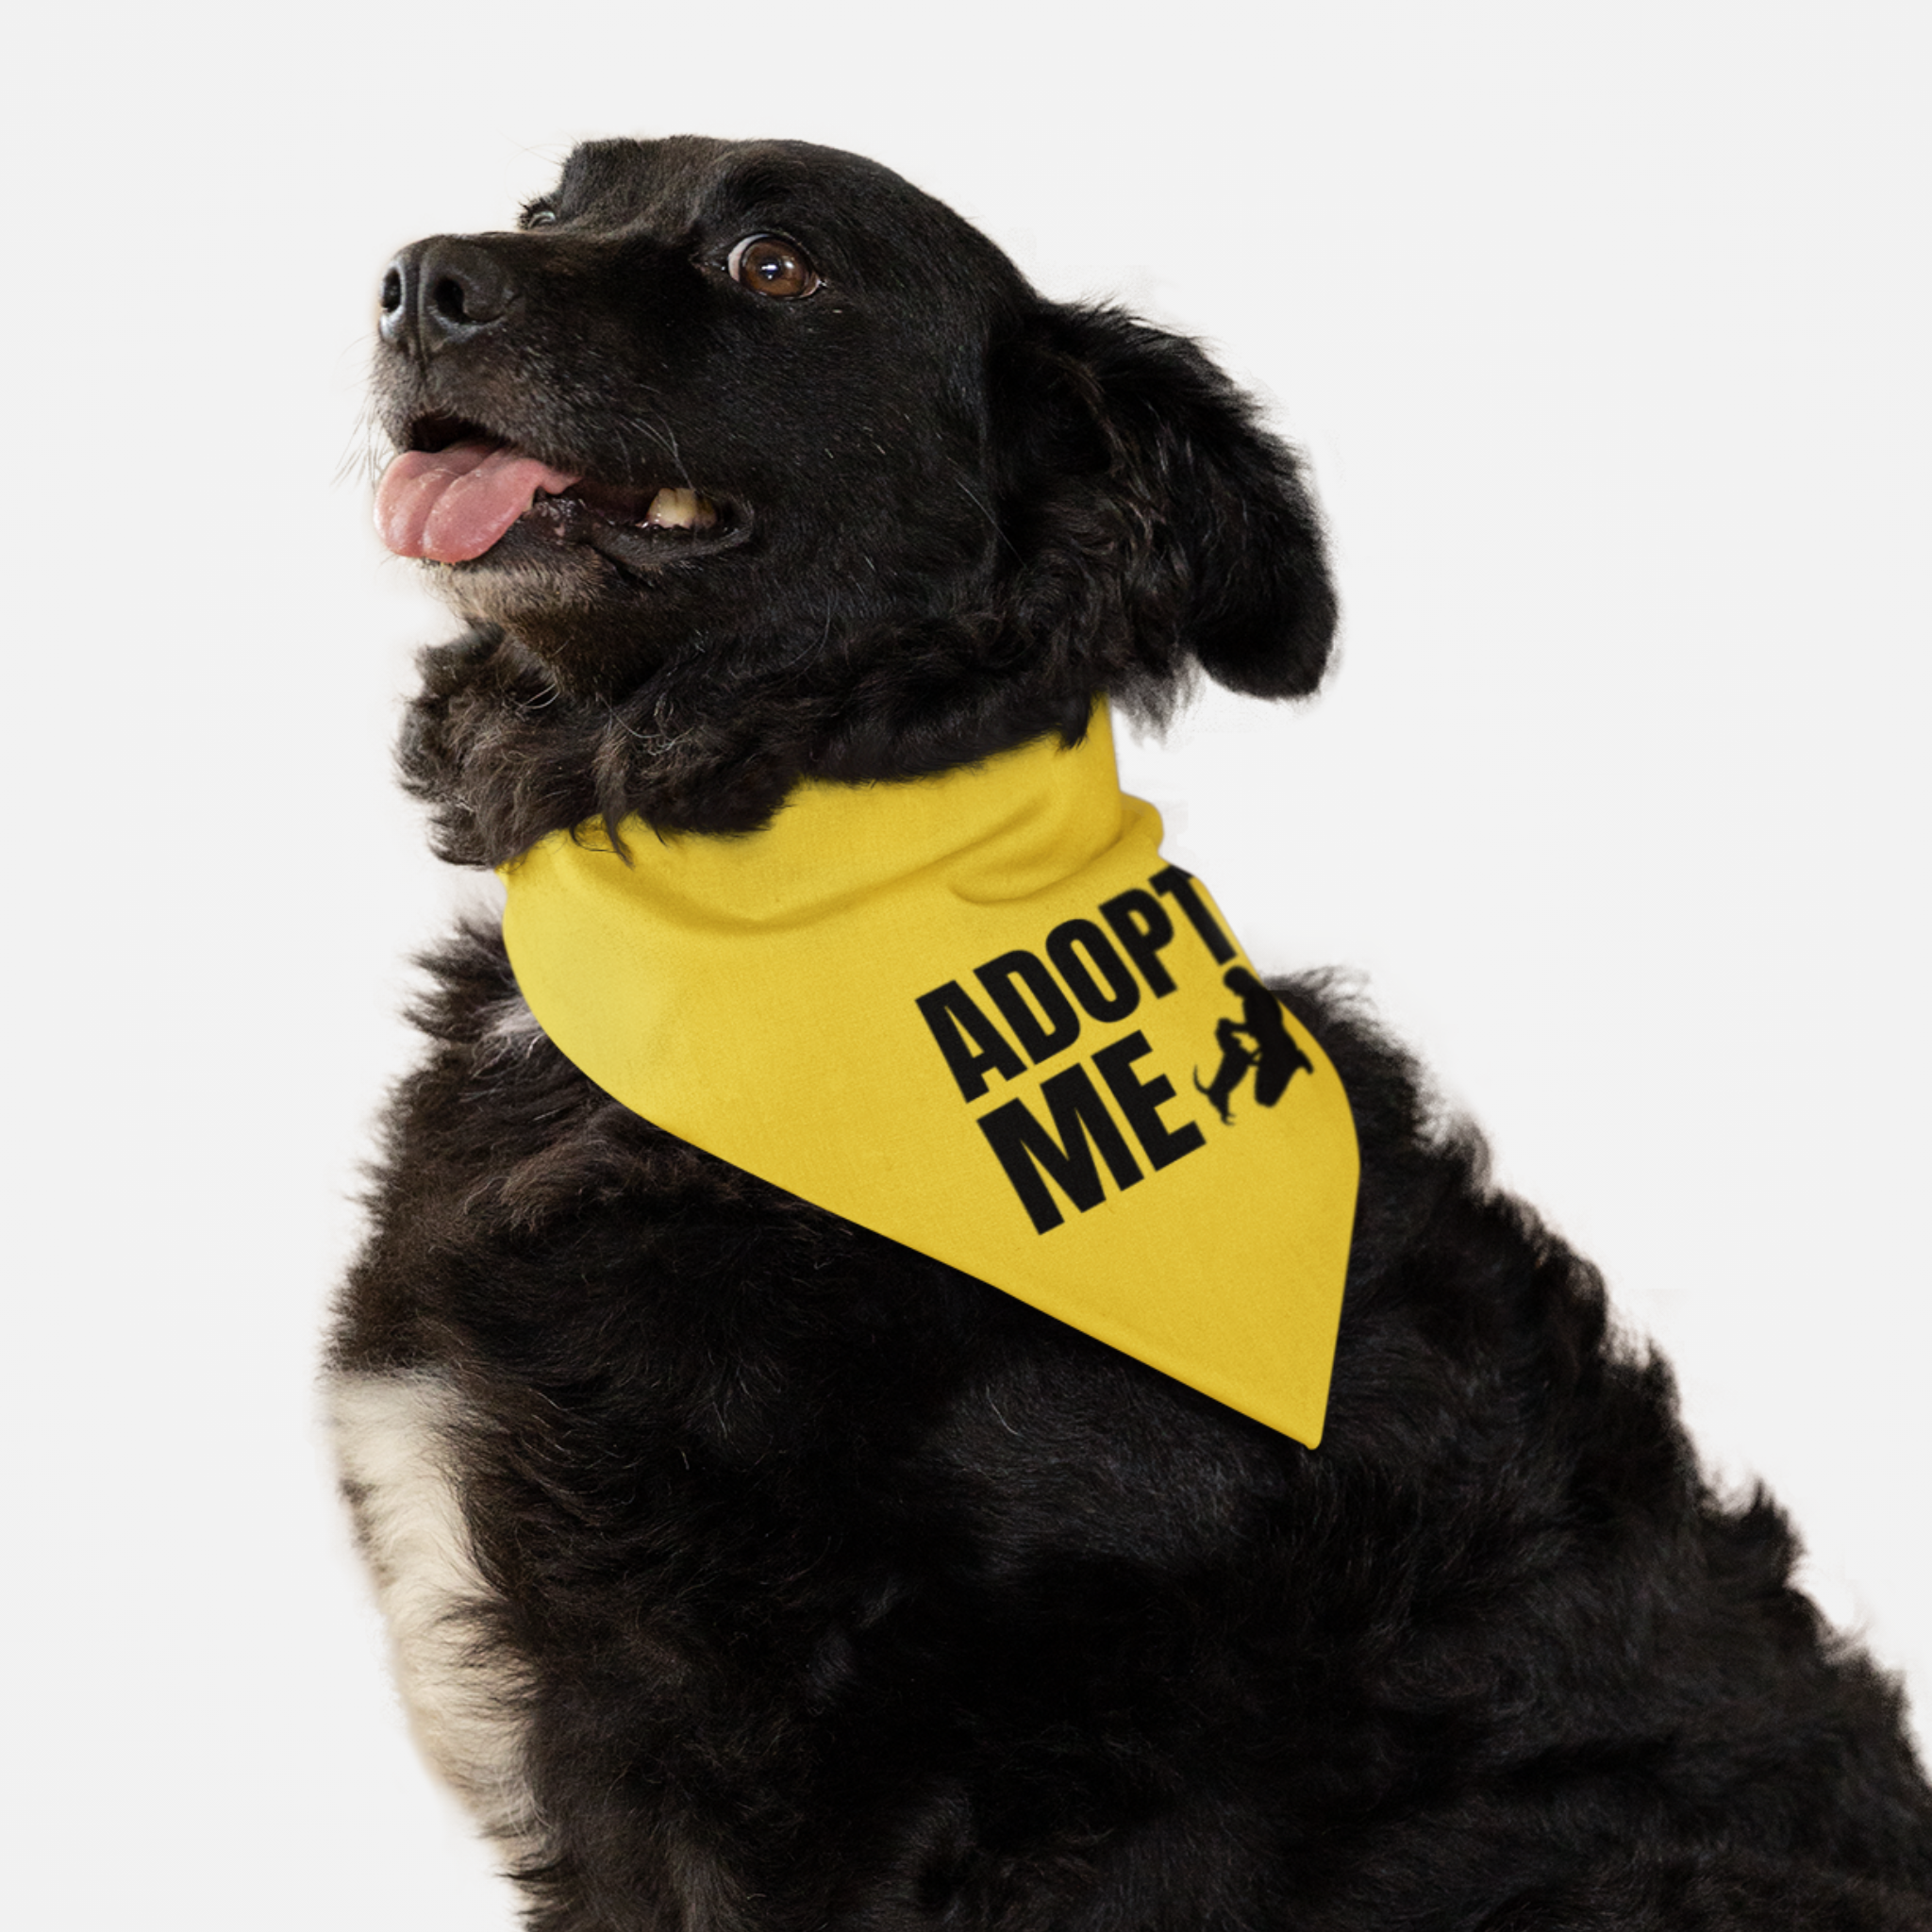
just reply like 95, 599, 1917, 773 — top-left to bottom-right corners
329, 1367, 545, 1861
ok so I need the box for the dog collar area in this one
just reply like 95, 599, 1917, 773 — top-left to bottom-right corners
497, 707, 1358, 1448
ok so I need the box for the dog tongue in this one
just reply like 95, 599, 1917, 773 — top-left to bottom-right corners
375, 441, 582, 562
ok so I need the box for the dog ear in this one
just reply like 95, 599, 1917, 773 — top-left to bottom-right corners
999, 303, 1337, 701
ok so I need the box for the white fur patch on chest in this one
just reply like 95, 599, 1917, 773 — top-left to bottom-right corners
328, 1369, 543, 1864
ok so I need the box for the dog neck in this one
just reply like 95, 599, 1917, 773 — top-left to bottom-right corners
499, 706, 1359, 1447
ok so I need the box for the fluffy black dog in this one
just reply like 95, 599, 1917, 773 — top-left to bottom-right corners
332, 135, 1932, 1931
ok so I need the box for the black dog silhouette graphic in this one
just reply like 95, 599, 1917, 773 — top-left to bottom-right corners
1194, 967, 1315, 1124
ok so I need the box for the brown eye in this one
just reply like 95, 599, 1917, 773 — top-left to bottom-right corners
727, 234, 820, 299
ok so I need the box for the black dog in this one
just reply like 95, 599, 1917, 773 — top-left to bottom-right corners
332, 136, 1932, 1931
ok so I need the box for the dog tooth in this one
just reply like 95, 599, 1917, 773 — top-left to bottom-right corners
644, 488, 717, 530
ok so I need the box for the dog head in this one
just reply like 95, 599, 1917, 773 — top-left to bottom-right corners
373, 136, 1337, 858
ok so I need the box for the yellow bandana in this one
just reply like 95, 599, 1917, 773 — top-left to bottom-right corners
499, 708, 1358, 1447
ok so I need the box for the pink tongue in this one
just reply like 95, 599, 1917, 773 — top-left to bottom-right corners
375, 441, 583, 562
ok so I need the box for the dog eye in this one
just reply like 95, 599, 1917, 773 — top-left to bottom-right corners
727, 235, 820, 299
520, 203, 558, 230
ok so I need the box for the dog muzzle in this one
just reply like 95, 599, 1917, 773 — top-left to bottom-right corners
499, 707, 1357, 1448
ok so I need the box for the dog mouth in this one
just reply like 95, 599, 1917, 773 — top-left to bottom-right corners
375, 415, 747, 571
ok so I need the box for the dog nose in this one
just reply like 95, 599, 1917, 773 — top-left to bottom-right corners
379, 239, 516, 355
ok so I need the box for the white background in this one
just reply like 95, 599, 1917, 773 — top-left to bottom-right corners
2, 3, 1926, 1925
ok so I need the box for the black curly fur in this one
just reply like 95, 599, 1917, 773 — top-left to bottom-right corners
335, 136, 1932, 1931
395, 284, 1333, 862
